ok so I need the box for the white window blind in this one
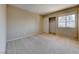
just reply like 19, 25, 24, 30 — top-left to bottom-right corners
58, 14, 75, 28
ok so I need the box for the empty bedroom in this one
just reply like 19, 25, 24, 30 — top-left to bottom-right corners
1, 4, 79, 54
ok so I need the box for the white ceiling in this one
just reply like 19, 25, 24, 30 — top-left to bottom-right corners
10, 4, 77, 15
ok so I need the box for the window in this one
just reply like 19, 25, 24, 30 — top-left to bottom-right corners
58, 14, 75, 28
58, 16, 66, 27
66, 14, 75, 28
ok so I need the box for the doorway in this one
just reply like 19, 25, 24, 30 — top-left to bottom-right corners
49, 17, 56, 34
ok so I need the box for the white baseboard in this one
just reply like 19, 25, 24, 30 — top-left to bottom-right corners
7, 32, 40, 42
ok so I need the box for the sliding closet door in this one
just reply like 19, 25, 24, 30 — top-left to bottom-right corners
49, 17, 56, 34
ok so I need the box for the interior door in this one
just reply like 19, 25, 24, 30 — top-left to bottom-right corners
49, 17, 56, 34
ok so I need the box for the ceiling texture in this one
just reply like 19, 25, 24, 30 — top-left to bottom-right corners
10, 4, 77, 15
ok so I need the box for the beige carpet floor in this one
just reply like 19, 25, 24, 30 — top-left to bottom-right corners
6, 33, 79, 54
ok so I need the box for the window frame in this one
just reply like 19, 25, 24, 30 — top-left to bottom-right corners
57, 13, 76, 29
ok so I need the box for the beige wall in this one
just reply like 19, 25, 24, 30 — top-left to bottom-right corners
43, 7, 78, 39
7, 5, 41, 41
0, 5, 7, 53
78, 6, 79, 40
39, 16, 43, 33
